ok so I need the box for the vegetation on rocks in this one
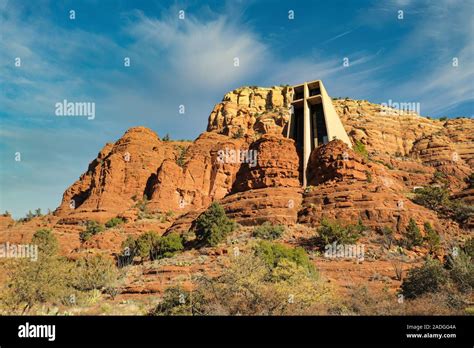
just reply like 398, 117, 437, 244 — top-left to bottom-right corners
403, 218, 423, 250
316, 218, 364, 247
150, 251, 331, 316
253, 222, 285, 240
80, 221, 105, 243
0, 230, 121, 314
194, 202, 237, 246
401, 253, 473, 300
105, 217, 125, 228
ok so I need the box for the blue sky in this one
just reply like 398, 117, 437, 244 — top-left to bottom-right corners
1, 0, 473, 217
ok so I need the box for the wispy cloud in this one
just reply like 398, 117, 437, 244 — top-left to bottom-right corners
358, 0, 474, 115
321, 28, 358, 45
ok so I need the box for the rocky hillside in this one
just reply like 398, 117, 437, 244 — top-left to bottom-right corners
0, 86, 472, 309
3, 86, 472, 247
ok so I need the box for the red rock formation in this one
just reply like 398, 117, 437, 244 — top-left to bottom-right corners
55, 127, 178, 222
410, 134, 471, 189
220, 187, 303, 226
147, 132, 248, 213
232, 134, 301, 192
207, 86, 292, 137
300, 140, 457, 234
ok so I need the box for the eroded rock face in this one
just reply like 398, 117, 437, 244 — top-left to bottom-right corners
207, 86, 293, 137
300, 141, 455, 233
147, 132, 248, 213
232, 134, 301, 192
334, 99, 443, 156
333, 99, 474, 167
55, 127, 178, 222
220, 187, 303, 226
410, 134, 472, 189
307, 140, 370, 185
298, 182, 446, 233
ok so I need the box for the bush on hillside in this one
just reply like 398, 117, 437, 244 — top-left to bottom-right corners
400, 258, 448, 299
73, 255, 118, 291
152, 233, 184, 259
413, 187, 450, 211
194, 202, 236, 246
353, 140, 368, 159
253, 240, 316, 277
423, 222, 440, 253
80, 221, 105, 243
32, 228, 59, 255
105, 217, 125, 229
253, 222, 285, 240
403, 218, 423, 249
317, 218, 362, 247
135, 231, 161, 259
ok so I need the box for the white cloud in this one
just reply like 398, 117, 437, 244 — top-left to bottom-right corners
383, 0, 474, 114
125, 11, 268, 92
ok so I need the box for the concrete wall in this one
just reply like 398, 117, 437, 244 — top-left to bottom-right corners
319, 81, 353, 149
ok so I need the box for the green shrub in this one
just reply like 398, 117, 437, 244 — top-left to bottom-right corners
153, 233, 184, 259
365, 171, 372, 183
353, 140, 368, 159
317, 218, 362, 246
105, 217, 125, 229
413, 186, 450, 211
253, 222, 285, 240
412, 186, 473, 225
175, 145, 188, 167
194, 202, 236, 246
149, 252, 331, 316
439, 117, 447, 121
32, 228, 58, 255
423, 222, 440, 252
135, 231, 161, 259
19, 210, 35, 222
2, 255, 73, 312
401, 259, 448, 299
73, 255, 118, 291
449, 200, 474, 225
354, 218, 368, 234
403, 219, 423, 249
448, 251, 474, 293
80, 221, 105, 243
432, 170, 448, 185
121, 235, 137, 254
162, 133, 171, 141
253, 240, 316, 277
149, 285, 194, 316
462, 237, 474, 258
